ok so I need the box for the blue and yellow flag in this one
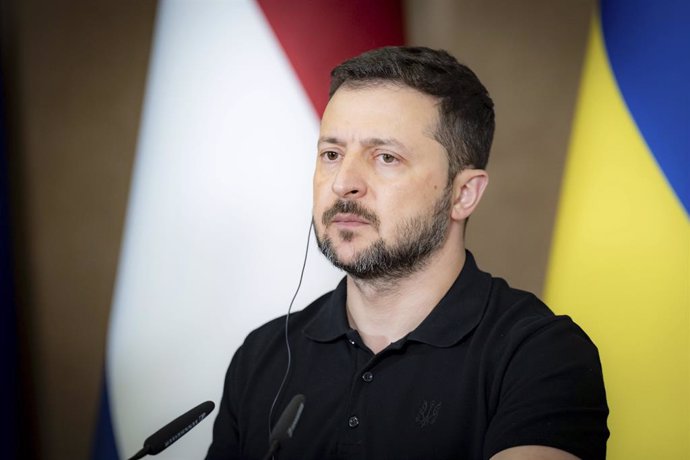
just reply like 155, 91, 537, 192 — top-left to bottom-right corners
545, 1, 689, 458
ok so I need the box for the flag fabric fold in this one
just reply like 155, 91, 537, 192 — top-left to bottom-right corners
545, 1, 690, 458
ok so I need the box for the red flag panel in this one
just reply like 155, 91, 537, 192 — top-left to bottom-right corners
257, 0, 405, 117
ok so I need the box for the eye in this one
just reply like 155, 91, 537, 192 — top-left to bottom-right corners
321, 150, 340, 161
378, 153, 398, 164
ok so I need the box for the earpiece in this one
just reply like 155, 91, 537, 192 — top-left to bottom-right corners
266, 221, 314, 440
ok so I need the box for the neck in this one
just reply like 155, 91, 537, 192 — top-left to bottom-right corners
345, 231, 466, 354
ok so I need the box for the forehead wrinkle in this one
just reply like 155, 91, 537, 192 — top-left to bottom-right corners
360, 137, 405, 149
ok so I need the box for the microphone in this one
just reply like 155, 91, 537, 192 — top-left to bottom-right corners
127, 400, 215, 460
262, 394, 305, 460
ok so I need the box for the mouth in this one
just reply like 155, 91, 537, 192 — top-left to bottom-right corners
330, 213, 371, 227
321, 200, 380, 230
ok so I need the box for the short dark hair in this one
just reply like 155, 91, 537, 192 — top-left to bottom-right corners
329, 46, 495, 177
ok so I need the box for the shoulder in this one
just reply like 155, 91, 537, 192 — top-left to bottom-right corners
220, 287, 337, 400
236, 288, 336, 358
477, 280, 609, 459
446, 252, 595, 353
481, 277, 596, 352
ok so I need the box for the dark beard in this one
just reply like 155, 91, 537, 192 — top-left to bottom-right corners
315, 186, 452, 281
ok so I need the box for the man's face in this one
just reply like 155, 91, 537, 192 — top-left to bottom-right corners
313, 84, 453, 280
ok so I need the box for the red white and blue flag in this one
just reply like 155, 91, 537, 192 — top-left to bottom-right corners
93, 1, 403, 458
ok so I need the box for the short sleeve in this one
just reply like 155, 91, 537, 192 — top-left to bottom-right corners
484, 317, 609, 459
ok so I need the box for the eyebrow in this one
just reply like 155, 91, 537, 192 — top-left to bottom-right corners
317, 136, 406, 150
317, 136, 345, 147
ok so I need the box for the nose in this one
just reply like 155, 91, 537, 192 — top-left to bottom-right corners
332, 154, 367, 199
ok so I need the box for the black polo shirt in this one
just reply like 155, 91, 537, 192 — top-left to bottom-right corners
207, 252, 608, 460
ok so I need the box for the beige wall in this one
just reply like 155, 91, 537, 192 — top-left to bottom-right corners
6, 1, 592, 458
407, 0, 594, 292
6, 1, 157, 458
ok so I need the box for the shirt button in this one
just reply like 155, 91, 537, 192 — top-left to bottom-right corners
348, 416, 360, 428
361, 371, 373, 382
348, 339, 356, 345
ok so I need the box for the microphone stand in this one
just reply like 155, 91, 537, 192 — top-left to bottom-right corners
261, 440, 279, 460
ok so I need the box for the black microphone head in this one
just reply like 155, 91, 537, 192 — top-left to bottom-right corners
269, 394, 305, 445
143, 400, 215, 455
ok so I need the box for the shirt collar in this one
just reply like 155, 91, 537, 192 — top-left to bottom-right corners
302, 251, 492, 347
303, 277, 351, 342
407, 251, 492, 347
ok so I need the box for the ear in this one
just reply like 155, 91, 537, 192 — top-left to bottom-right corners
450, 169, 489, 222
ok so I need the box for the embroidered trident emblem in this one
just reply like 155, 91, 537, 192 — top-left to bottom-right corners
415, 400, 442, 428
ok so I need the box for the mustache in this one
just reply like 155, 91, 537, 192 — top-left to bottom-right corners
322, 200, 380, 228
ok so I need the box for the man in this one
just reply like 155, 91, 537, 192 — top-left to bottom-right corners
207, 46, 608, 460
